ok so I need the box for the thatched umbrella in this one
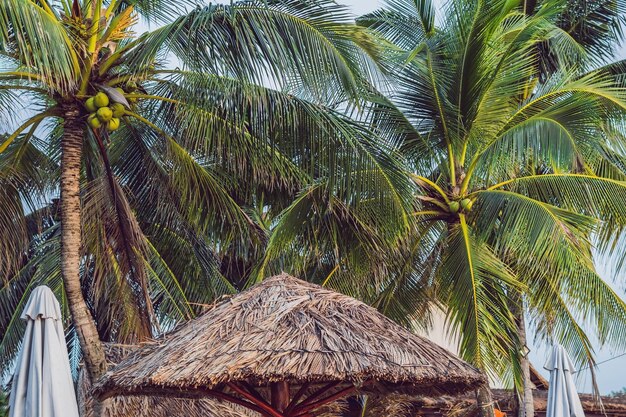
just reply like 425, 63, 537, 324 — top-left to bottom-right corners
79, 345, 345, 417
95, 273, 485, 417
78, 344, 255, 417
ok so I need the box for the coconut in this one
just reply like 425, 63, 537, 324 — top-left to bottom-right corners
88, 114, 102, 129
460, 198, 473, 211
107, 118, 121, 132
448, 201, 460, 213
94, 92, 110, 108
97, 107, 113, 122
111, 103, 125, 118
85, 97, 97, 113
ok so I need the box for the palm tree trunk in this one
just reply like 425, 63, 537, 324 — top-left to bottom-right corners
476, 385, 496, 417
509, 292, 534, 417
61, 105, 107, 380
517, 312, 534, 417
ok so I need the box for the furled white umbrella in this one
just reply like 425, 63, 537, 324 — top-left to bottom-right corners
9, 286, 79, 417
544, 343, 585, 417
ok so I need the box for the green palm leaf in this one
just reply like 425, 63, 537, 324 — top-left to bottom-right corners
438, 215, 523, 377
0, 0, 79, 91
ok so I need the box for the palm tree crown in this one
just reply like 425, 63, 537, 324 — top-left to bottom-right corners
357, 0, 626, 387
0, 0, 410, 382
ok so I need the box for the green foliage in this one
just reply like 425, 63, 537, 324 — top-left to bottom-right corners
0, 390, 7, 417
530, 0, 626, 71
610, 387, 626, 399
354, 0, 626, 391
0, 0, 407, 378
2, 0, 626, 405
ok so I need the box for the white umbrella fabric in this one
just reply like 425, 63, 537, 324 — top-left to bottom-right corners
544, 343, 585, 417
9, 286, 80, 417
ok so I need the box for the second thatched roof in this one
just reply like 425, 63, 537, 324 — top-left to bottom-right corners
96, 273, 485, 400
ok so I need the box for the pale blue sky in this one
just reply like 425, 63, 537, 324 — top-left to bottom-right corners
341, 0, 380, 13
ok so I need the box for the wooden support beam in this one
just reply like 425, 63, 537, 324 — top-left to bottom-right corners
292, 385, 358, 416
284, 382, 311, 415
240, 381, 268, 404
290, 381, 342, 410
227, 383, 286, 417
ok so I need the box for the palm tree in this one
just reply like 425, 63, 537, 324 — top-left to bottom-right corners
524, 0, 626, 77
502, 2, 626, 415
354, 0, 626, 415
0, 0, 410, 395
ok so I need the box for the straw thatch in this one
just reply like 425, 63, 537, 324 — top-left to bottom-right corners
78, 344, 351, 417
96, 273, 484, 406
529, 364, 549, 390
78, 345, 349, 417
365, 389, 626, 417
78, 344, 256, 417
508, 389, 626, 417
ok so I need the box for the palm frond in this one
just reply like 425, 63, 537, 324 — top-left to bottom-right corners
357, 0, 436, 49
494, 174, 626, 273
116, 0, 380, 103
474, 189, 596, 277
438, 216, 523, 378
116, 0, 198, 23
0, 0, 79, 91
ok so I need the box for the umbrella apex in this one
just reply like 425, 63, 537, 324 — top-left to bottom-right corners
20, 286, 63, 322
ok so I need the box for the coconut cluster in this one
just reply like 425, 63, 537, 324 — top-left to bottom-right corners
448, 198, 474, 213
85, 92, 124, 131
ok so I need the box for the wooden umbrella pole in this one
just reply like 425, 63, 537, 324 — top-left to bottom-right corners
203, 389, 270, 416
227, 383, 286, 417
271, 381, 290, 411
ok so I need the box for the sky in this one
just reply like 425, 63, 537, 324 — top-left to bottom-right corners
334, 0, 626, 394
340, 0, 380, 13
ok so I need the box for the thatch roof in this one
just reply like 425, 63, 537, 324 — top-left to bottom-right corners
78, 344, 255, 417
96, 273, 484, 405
524, 390, 626, 417
529, 364, 549, 390
79, 345, 354, 417
378, 389, 626, 417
